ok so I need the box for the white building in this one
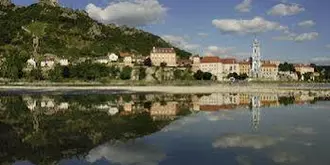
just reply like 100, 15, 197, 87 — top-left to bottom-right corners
58, 59, 69, 66
27, 58, 37, 68
200, 56, 223, 80
150, 47, 177, 67
221, 58, 239, 77
251, 38, 262, 78
123, 56, 133, 66
108, 53, 119, 62
40, 57, 55, 68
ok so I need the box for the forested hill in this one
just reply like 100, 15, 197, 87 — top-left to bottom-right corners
0, 3, 192, 59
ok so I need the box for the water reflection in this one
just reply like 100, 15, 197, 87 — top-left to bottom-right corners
0, 92, 329, 165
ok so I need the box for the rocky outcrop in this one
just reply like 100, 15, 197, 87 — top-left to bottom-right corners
39, 0, 58, 7
0, 0, 11, 6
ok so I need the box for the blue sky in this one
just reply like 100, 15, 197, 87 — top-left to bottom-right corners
12, 0, 330, 64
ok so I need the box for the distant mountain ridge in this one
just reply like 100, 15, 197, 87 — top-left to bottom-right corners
0, 2, 192, 60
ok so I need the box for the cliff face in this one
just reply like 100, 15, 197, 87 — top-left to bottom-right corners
0, 0, 11, 6
38, 0, 58, 7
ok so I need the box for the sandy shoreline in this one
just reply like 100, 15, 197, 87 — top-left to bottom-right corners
0, 84, 330, 95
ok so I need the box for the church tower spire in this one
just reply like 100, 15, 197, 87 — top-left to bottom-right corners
251, 37, 261, 78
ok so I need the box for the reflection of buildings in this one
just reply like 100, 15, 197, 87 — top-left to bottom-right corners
150, 102, 178, 121
251, 96, 261, 130
23, 96, 70, 115
198, 93, 240, 111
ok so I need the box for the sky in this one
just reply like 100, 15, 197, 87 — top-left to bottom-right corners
12, 0, 330, 65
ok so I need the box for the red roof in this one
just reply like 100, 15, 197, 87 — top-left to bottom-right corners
238, 61, 251, 65
200, 56, 221, 63
262, 63, 277, 67
220, 58, 237, 64
152, 47, 176, 53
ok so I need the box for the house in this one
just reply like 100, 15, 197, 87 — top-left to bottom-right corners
261, 63, 278, 80
40, 56, 55, 68
294, 64, 315, 74
190, 55, 201, 72
95, 56, 109, 64
221, 58, 239, 77
120, 52, 133, 66
58, 58, 69, 66
200, 56, 223, 80
123, 56, 133, 66
238, 61, 251, 76
27, 58, 37, 68
108, 53, 119, 62
150, 47, 177, 67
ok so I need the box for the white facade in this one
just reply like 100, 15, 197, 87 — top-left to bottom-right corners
59, 59, 69, 66
251, 39, 261, 78
27, 58, 37, 68
41, 60, 55, 68
223, 63, 239, 75
108, 53, 119, 62
200, 63, 223, 80
150, 47, 177, 67
123, 56, 133, 66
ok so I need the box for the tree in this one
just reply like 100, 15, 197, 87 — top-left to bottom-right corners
296, 71, 302, 80
174, 69, 183, 80
202, 72, 212, 80
49, 65, 63, 81
138, 67, 146, 80
303, 72, 313, 81
160, 62, 167, 68
279, 62, 295, 72
227, 72, 239, 79
143, 57, 152, 67
29, 68, 43, 81
120, 66, 132, 80
193, 70, 203, 80
238, 73, 248, 80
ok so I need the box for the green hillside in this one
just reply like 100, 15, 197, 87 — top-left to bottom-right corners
0, 3, 191, 60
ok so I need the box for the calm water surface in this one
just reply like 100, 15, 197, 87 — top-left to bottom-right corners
1, 92, 330, 165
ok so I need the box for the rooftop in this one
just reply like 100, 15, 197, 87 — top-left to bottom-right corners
262, 63, 277, 68
220, 58, 237, 64
152, 47, 176, 53
200, 56, 221, 63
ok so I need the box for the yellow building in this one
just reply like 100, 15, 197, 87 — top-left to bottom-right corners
261, 63, 278, 80
238, 61, 251, 75
150, 47, 177, 67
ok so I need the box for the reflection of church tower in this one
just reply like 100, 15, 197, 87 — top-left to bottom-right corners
251, 96, 261, 130
251, 38, 261, 78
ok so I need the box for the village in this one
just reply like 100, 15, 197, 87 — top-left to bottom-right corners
24, 38, 318, 82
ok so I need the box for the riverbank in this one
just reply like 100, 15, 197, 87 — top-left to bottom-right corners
0, 83, 330, 96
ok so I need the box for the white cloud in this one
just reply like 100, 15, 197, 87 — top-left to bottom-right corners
235, 0, 252, 12
212, 133, 280, 149
85, 0, 167, 26
311, 57, 330, 65
197, 32, 209, 37
86, 141, 166, 165
273, 32, 318, 42
268, 3, 305, 16
271, 151, 301, 163
162, 35, 200, 51
298, 20, 315, 27
206, 46, 235, 56
212, 17, 288, 35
